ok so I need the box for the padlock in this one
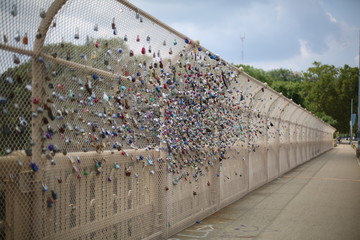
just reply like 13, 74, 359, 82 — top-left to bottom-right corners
22, 33, 28, 45
47, 197, 54, 208
112, 17, 116, 29
13, 54, 20, 64
39, 8, 46, 18
14, 31, 20, 42
10, 4, 18, 16
19, 117, 28, 127
30, 162, 39, 172
51, 190, 58, 200
74, 27, 79, 39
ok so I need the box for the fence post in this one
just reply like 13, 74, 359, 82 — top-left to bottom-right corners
30, 1, 68, 239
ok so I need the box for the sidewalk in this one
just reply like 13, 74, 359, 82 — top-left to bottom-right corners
168, 144, 360, 240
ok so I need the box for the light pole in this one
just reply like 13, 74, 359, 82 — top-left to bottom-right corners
350, 98, 353, 145
240, 33, 245, 64
357, 30, 360, 156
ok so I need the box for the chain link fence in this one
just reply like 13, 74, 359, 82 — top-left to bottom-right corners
0, 0, 335, 239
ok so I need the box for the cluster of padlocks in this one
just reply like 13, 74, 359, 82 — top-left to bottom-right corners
0, 1, 272, 185
0, 1, 335, 239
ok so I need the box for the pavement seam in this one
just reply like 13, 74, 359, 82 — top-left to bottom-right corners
282, 176, 360, 182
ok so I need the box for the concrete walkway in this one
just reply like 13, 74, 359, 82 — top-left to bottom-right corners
168, 145, 360, 240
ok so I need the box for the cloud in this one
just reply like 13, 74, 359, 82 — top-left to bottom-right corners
274, 4, 285, 20
298, 39, 313, 59
2, 0, 358, 73
326, 12, 337, 23
73, 0, 360, 72
246, 39, 320, 71
248, 31, 358, 71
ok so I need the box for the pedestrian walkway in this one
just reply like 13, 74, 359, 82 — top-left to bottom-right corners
168, 144, 360, 240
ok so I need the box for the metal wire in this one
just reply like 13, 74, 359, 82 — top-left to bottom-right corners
0, 0, 336, 239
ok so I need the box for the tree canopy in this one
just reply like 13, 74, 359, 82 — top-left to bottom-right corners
237, 62, 359, 134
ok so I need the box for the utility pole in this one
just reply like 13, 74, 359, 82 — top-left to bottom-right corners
240, 33, 245, 64
357, 29, 360, 157
350, 98, 353, 145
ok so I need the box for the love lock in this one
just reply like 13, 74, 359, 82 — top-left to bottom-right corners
51, 190, 58, 200
10, 4, 17, 16
114, 163, 120, 169
42, 183, 48, 192
47, 197, 54, 208
125, 167, 131, 176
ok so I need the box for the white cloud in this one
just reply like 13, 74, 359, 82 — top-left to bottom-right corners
274, 4, 285, 20
3, 0, 358, 73
247, 39, 320, 71
299, 39, 313, 58
326, 12, 337, 23
247, 32, 358, 71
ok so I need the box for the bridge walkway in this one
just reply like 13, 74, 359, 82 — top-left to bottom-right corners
169, 144, 360, 240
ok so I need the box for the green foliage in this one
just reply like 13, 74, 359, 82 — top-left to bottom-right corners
304, 62, 358, 133
0, 37, 138, 155
0, 60, 32, 155
239, 65, 273, 85
303, 62, 338, 116
236, 62, 359, 134
268, 68, 304, 82
316, 112, 338, 126
271, 81, 306, 106
43, 37, 132, 72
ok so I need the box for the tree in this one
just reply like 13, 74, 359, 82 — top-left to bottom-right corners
0, 60, 32, 155
268, 68, 304, 82
271, 81, 306, 106
303, 62, 338, 116
236, 62, 359, 133
303, 62, 358, 133
0, 37, 135, 155
239, 65, 273, 85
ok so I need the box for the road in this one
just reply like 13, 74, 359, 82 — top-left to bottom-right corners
169, 144, 360, 240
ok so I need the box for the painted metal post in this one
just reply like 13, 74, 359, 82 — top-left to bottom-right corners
350, 98, 353, 145
357, 30, 360, 157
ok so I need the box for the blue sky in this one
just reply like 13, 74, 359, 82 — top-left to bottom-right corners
131, 0, 360, 71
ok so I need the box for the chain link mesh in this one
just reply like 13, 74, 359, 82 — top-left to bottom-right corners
0, 0, 336, 239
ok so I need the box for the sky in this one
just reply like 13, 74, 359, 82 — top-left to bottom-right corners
130, 0, 360, 71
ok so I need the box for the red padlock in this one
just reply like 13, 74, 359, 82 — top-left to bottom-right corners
32, 98, 40, 104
